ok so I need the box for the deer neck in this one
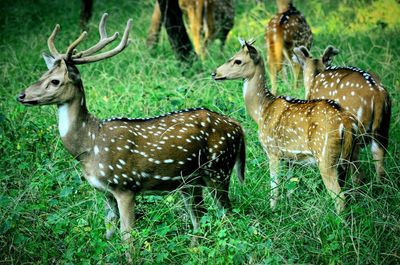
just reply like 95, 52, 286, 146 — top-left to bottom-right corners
57, 87, 97, 159
243, 61, 275, 125
303, 67, 319, 99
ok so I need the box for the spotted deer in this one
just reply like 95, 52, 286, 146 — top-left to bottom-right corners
293, 45, 392, 181
147, 0, 234, 58
265, 0, 313, 94
212, 40, 359, 212
17, 13, 245, 246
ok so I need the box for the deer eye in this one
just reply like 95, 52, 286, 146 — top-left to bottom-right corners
234, 59, 242, 65
51, 80, 60, 86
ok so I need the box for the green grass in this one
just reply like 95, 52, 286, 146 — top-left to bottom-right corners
1, 0, 399, 264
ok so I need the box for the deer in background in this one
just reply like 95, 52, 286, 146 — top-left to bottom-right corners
17, 13, 245, 251
147, 0, 234, 58
265, 0, 313, 94
212, 40, 359, 213
293, 45, 392, 181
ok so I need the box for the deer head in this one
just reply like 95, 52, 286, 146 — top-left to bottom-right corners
293, 45, 339, 94
212, 38, 259, 81
17, 13, 132, 106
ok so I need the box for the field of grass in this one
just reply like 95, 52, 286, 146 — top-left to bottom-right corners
1, 0, 399, 264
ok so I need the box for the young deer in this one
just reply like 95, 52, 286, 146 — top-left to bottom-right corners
293, 45, 391, 180
265, 0, 313, 94
212, 40, 358, 213
17, 14, 245, 246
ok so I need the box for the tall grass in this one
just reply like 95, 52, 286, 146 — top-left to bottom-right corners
0, 0, 399, 264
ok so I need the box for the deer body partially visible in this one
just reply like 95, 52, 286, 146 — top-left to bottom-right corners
265, 0, 312, 94
17, 14, 245, 249
147, 0, 234, 58
213, 40, 358, 212
294, 46, 391, 180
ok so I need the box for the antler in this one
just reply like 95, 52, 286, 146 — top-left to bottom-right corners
46, 13, 132, 64
48, 24, 61, 58
72, 15, 132, 64
73, 13, 119, 58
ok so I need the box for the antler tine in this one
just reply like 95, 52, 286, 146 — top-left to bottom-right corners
65, 31, 88, 60
74, 13, 119, 58
48, 24, 61, 58
73, 18, 133, 65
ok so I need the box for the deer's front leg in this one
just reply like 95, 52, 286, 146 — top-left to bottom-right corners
269, 155, 281, 210
115, 191, 136, 262
105, 194, 118, 240
115, 192, 136, 241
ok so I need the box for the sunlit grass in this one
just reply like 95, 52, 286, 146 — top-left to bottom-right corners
0, 0, 399, 263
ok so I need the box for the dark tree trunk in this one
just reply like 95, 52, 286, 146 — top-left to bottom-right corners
80, 0, 94, 31
157, 0, 196, 62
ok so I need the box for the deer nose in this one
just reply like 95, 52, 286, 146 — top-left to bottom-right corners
211, 72, 216, 79
17, 93, 26, 102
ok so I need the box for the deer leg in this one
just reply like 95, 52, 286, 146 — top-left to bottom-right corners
181, 186, 205, 246
269, 65, 278, 95
285, 161, 296, 198
269, 156, 281, 209
371, 140, 386, 181
114, 192, 135, 262
115, 192, 136, 242
146, 1, 163, 48
281, 49, 291, 85
208, 177, 232, 212
180, 186, 205, 232
105, 194, 118, 240
319, 163, 345, 213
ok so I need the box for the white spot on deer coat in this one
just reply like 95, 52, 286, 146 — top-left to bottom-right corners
357, 107, 363, 121
94, 145, 99, 155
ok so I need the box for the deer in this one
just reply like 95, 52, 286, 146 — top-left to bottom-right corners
265, 0, 313, 94
16, 13, 246, 250
147, 0, 234, 59
293, 45, 392, 181
212, 39, 359, 213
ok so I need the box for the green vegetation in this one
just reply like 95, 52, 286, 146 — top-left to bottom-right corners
1, 0, 399, 263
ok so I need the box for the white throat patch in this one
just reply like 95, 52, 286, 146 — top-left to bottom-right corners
58, 104, 70, 137
243, 79, 249, 98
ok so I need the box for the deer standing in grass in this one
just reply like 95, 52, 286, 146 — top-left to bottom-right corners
265, 0, 313, 94
17, 13, 245, 249
293, 46, 392, 181
147, 0, 234, 58
212, 40, 359, 212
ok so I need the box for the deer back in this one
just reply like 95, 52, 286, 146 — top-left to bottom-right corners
259, 97, 357, 163
310, 66, 390, 137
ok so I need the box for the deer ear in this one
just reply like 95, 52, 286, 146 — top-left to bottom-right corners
42, 53, 56, 70
245, 42, 260, 64
293, 46, 310, 66
322, 45, 339, 66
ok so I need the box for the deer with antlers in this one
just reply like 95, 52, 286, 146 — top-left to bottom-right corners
265, 0, 313, 94
293, 45, 392, 180
17, 13, 246, 248
212, 40, 359, 212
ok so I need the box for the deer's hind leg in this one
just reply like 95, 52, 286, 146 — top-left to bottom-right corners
319, 161, 345, 213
